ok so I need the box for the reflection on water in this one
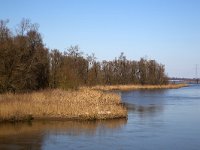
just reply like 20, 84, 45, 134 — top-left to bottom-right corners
122, 89, 167, 106
124, 103, 163, 114
0, 119, 127, 150
1, 85, 200, 150
122, 89, 165, 118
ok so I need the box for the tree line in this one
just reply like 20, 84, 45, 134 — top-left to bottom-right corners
0, 19, 168, 93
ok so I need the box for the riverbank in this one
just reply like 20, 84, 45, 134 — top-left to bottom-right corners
0, 89, 127, 122
89, 84, 188, 91
0, 84, 187, 123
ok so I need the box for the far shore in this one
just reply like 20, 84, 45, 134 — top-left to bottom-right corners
0, 84, 187, 123
88, 83, 188, 91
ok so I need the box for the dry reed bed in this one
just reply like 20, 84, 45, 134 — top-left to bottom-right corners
0, 89, 127, 122
89, 84, 188, 91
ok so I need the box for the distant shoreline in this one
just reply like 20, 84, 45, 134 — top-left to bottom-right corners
0, 84, 186, 123
88, 84, 188, 91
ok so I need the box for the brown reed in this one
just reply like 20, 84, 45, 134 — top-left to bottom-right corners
89, 84, 188, 91
0, 88, 127, 122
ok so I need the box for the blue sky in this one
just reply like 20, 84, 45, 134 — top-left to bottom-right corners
0, 0, 200, 78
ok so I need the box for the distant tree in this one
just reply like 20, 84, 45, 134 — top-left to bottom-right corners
138, 58, 148, 85
130, 60, 139, 84
0, 19, 169, 93
49, 49, 63, 88
87, 53, 101, 85
16, 18, 31, 36
0, 19, 49, 93
65, 45, 83, 58
0, 20, 14, 92
157, 64, 168, 84
147, 60, 157, 84
0, 19, 11, 42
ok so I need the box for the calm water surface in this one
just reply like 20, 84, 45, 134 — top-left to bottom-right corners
0, 85, 200, 150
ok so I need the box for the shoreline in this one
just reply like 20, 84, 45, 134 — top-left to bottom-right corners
0, 84, 186, 123
89, 84, 188, 91
0, 88, 127, 123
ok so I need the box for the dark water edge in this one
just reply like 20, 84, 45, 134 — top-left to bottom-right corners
0, 84, 200, 150
0, 119, 127, 150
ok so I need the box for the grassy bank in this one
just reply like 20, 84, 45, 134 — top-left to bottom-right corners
0, 84, 187, 122
0, 89, 127, 122
89, 84, 188, 91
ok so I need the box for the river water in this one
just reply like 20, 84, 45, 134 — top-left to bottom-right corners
0, 85, 200, 150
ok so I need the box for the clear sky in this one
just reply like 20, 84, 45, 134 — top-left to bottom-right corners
0, 0, 200, 78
